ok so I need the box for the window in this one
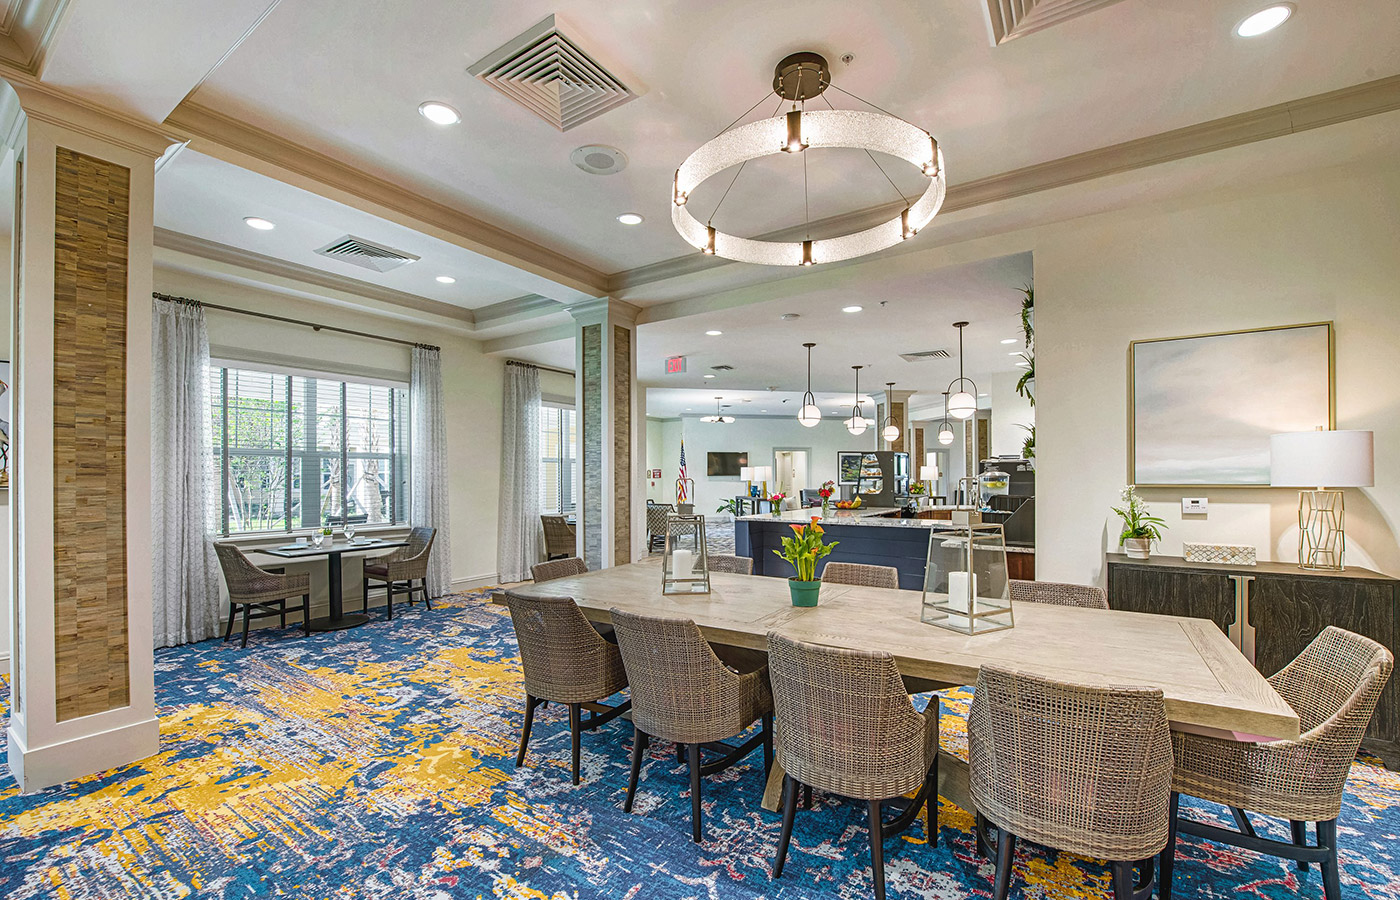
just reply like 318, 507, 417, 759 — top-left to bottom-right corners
539, 403, 577, 515
210, 365, 410, 535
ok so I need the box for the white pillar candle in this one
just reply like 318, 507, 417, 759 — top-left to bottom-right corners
947, 570, 975, 629
672, 549, 694, 578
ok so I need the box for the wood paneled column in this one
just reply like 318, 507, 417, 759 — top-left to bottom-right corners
4, 83, 171, 791
571, 298, 641, 570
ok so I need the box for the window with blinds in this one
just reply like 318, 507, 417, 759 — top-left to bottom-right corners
540, 403, 577, 515
209, 366, 410, 535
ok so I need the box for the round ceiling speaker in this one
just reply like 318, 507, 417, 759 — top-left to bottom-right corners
571, 145, 628, 175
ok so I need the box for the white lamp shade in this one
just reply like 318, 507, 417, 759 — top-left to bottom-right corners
798, 404, 822, 427
882, 424, 900, 442
739, 466, 754, 481
1270, 430, 1374, 488
925, 452, 938, 470
948, 391, 977, 419
845, 416, 868, 436
751, 466, 773, 482
921, 465, 939, 481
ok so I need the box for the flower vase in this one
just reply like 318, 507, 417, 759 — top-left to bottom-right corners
1123, 537, 1152, 560
788, 579, 821, 607
821, 500, 830, 517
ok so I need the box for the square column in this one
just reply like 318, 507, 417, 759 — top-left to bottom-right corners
571, 298, 641, 570
5, 82, 172, 790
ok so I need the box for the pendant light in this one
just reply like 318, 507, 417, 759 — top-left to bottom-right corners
937, 391, 955, 445
881, 382, 900, 443
946, 321, 978, 420
797, 342, 821, 427
845, 366, 868, 436
700, 396, 735, 424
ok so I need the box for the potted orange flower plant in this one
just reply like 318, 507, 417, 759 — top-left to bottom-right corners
775, 516, 838, 607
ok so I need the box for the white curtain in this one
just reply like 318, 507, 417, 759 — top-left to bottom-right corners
151, 297, 221, 648
411, 346, 454, 596
497, 362, 541, 583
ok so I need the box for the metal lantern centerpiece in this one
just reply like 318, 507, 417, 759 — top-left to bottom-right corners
662, 514, 711, 594
920, 522, 1014, 635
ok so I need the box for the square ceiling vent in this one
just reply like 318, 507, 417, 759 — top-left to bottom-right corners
468, 14, 638, 132
983, 0, 1128, 45
315, 236, 420, 273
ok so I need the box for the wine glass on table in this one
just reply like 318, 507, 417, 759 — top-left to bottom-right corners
344, 522, 356, 544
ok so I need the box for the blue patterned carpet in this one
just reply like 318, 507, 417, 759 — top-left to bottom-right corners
1, 590, 1398, 899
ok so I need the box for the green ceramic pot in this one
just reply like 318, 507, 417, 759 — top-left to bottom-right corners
788, 578, 821, 607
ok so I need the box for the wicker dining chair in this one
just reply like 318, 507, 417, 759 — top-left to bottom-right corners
646, 505, 671, 552
214, 543, 312, 648
1161, 626, 1393, 900
362, 526, 435, 620
707, 554, 754, 575
821, 562, 900, 590
501, 590, 631, 785
609, 607, 773, 843
969, 665, 1173, 900
541, 515, 577, 561
532, 556, 587, 583
766, 632, 940, 900
1009, 579, 1109, 609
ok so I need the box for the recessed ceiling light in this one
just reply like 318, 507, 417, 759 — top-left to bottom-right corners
978, 393, 989, 398
761, 410, 768, 413
1000, 338, 1017, 344
418, 101, 461, 125
1235, 3, 1293, 37
703, 374, 716, 379
1015, 360, 1031, 368
616, 213, 644, 225
706, 330, 723, 336
842, 305, 863, 313
436, 275, 456, 284
243, 216, 275, 230
1008, 351, 1022, 356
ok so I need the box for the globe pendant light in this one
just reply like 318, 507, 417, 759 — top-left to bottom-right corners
700, 396, 735, 424
797, 342, 821, 427
946, 321, 978, 420
881, 382, 900, 443
937, 391, 955, 445
845, 366, 868, 436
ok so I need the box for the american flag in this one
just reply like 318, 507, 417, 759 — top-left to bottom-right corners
676, 440, 689, 502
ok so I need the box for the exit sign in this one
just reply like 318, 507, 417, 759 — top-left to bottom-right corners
665, 356, 687, 374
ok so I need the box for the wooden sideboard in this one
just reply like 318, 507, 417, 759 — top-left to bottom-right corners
1107, 553, 1398, 766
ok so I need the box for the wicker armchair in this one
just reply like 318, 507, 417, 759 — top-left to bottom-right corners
609, 607, 773, 843
532, 557, 587, 583
707, 554, 753, 575
1162, 626, 1393, 900
501, 590, 631, 785
646, 505, 671, 552
362, 526, 435, 620
1009, 579, 1109, 609
969, 665, 1173, 900
821, 562, 900, 590
214, 543, 312, 648
766, 632, 940, 900
541, 515, 577, 560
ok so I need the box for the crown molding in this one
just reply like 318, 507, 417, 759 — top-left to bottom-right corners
609, 73, 1400, 293
0, 0, 73, 77
473, 293, 566, 326
482, 323, 576, 356
153, 227, 477, 325
1, 74, 178, 157
162, 100, 610, 301
566, 296, 641, 327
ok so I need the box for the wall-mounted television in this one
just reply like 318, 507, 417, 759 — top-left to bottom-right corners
707, 451, 748, 477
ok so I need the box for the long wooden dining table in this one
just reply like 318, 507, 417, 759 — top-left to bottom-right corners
503, 563, 1299, 812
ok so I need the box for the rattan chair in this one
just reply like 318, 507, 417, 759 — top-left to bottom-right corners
214, 543, 312, 648
362, 526, 435, 620
532, 556, 587, 583
501, 590, 631, 785
1162, 626, 1393, 900
707, 554, 754, 575
646, 505, 671, 552
541, 515, 577, 560
610, 607, 773, 843
766, 632, 940, 900
1009, 579, 1109, 609
821, 562, 900, 590
969, 665, 1173, 900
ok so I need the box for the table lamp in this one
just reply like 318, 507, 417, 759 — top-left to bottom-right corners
739, 466, 755, 498
1269, 429, 1374, 570
752, 466, 773, 502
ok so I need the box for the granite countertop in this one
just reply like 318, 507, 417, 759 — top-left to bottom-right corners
735, 507, 1034, 552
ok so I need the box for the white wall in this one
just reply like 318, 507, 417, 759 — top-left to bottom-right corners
1037, 156, 1400, 584
987, 369, 1034, 459
154, 269, 506, 587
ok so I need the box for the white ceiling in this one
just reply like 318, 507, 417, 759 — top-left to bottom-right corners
181, 0, 1400, 275
155, 149, 545, 310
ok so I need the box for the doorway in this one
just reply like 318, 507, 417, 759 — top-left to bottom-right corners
773, 449, 809, 507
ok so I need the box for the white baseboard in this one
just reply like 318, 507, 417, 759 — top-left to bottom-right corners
7, 716, 160, 793
451, 573, 499, 592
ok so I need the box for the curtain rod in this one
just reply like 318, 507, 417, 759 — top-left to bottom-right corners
506, 359, 575, 377
153, 293, 440, 352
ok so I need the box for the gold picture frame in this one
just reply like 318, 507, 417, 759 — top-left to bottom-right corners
1128, 322, 1334, 488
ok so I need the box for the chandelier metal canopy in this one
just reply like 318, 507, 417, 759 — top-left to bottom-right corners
672, 52, 946, 267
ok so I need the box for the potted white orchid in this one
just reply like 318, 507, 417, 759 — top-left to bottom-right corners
1113, 485, 1166, 559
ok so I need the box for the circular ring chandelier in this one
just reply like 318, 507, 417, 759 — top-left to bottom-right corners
672, 52, 945, 267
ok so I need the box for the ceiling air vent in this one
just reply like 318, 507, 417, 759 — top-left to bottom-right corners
315, 236, 420, 273
468, 14, 638, 132
710, 364, 735, 371
898, 349, 951, 363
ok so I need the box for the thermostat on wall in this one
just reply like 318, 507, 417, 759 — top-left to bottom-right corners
1181, 497, 1208, 516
